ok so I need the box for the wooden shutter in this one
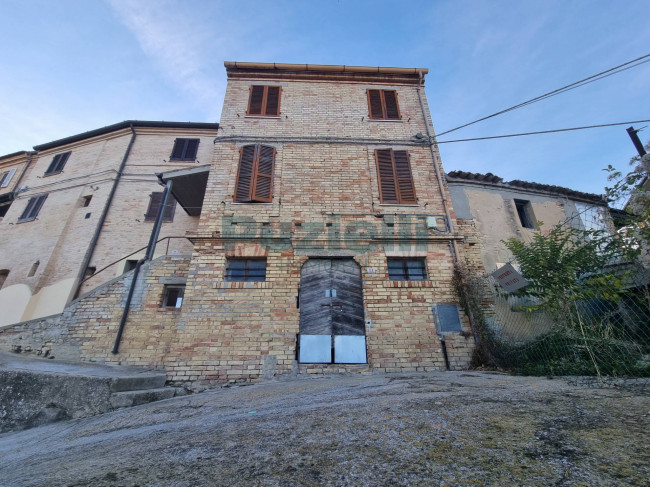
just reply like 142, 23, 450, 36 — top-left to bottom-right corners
162, 196, 176, 221
19, 194, 47, 221
265, 87, 281, 116
145, 192, 163, 220
383, 91, 400, 119
375, 149, 398, 203
248, 86, 265, 115
234, 145, 275, 202
393, 150, 416, 203
185, 139, 199, 160
368, 90, 384, 119
375, 149, 416, 204
171, 139, 185, 159
234, 145, 256, 202
252, 145, 275, 202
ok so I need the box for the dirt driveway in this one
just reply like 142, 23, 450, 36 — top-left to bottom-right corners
0, 371, 648, 486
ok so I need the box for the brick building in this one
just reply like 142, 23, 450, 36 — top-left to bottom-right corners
0, 63, 480, 385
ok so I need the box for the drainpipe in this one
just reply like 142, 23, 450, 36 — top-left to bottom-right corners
416, 73, 480, 365
75, 124, 137, 299
112, 180, 172, 354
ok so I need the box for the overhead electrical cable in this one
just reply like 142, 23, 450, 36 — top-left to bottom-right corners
435, 54, 650, 137
436, 120, 650, 144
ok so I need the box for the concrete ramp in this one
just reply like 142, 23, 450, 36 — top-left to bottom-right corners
0, 352, 182, 432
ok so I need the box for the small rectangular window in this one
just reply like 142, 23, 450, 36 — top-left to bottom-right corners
44, 152, 71, 176
0, 270, 8, 290
18, 194, 48, 222
514, 199, 535, 229
247, 85, 281, 116
0, 201, 10, 218
387, 258, 427, 281
124, 259, 138, 273
0, 168, 17, 188
82, 195, 92, 207
170, 138, 200, 161
162, 285, 185, 308
367, 89, 401, 120
226, 259, 267, 282
145, 192, 176, 222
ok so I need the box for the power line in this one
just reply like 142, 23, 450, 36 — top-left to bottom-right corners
436, 120, 650, 144
436, 54, 650, 137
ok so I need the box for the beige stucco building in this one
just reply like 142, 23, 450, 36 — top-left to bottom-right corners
0, 121, 219, 326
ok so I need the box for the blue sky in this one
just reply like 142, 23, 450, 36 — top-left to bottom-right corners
1, 0, 648, 196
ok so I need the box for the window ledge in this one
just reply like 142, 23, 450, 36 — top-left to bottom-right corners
244, 115, 281, 119
387, 280, 434, 288
43, 172, 63, 178
231, 202, 273, 205
215, 281, 271, 289
367, 119, 402, 123
16, 218, 36, 224
377, 204, 420, 208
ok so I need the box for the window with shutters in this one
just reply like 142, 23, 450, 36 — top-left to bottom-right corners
44, 152, 71, 176
18, 194, 48, 222
387, 258, 427, 281
375, 149, 417, 204
170, 138, 200, 161
144, 192, 176, 222
247, 85, 281, 116
367, 89, 401, 120
225, 259, 267, 282
234, 144, 275, 203
0, 168, 17, 188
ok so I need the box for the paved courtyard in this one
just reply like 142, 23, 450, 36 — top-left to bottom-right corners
1, 371, 648, 486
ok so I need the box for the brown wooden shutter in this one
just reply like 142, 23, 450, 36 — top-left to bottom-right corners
393, 150, 416, 203
375, 149, 416, 204
375, 149, 398, 203
383, 91, 400, 119
234, 145, 256, 202
368, 89, 384, 119
162, 196, 176, 221
252, 145, 275, 202
265, 87, 280, 116
248, 86, 265, 115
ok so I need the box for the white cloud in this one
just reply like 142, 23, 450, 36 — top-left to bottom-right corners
106, 0, 224, 120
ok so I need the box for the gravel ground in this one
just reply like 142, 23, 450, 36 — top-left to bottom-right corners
0, 371, 648, 486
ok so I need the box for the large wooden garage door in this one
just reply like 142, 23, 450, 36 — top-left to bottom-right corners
299, 259, 366, 363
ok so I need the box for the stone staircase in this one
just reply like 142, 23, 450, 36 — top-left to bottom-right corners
0, 352, 184, 432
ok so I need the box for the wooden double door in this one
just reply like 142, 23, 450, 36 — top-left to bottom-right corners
298, 258, 366, 364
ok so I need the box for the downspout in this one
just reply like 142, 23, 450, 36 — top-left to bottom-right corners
12, 151, 35, 196
74, 124, 136, 299
112, 180, 172, 354
416, 73, 480, 366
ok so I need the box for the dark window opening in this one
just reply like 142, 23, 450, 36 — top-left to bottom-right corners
367, 89, 401, 120
145, 192, 176, 222
0, 270, 8, 290
170, 138, 200, 161
18, 194, 48, 222
387, 258, 427, 281
82, 195, 92, 207
234, 144, 275, 203
84, 213, 91, 219
162, 285, 185, 308
84, 266, 96, 278
247, 85, 281, 116
226, 259, 267, 282
28, 261, 40, 278
514, 199, 535, 229
124, 260, 138, 273
0, 202, 10, 218
45, 152, 71, 176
